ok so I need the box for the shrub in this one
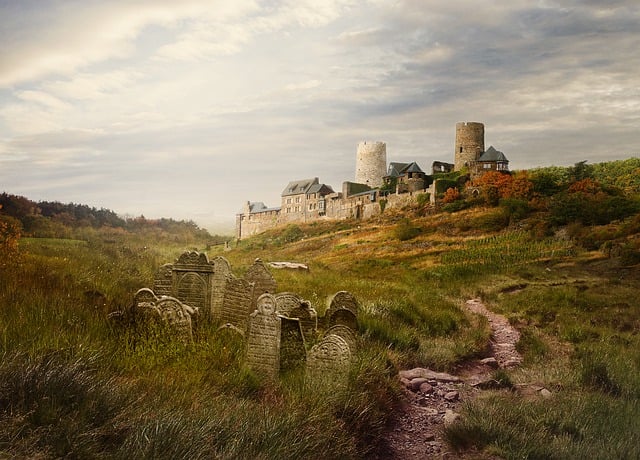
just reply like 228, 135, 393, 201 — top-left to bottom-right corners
394, 218, 421, 241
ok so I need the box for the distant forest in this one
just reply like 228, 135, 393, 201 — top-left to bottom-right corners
0, 192, 225, 243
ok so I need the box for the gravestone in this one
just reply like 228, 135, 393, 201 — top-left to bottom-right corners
325, 291, 359, 331
173, 251, 213, 315
153, 264, 173, 296
306, 333, 352, 382
220, 275, 254, 333
215, 323, 246, 367
279, 317, 306, 373
210, 256, 232, 319
275, 292, 317, 343
131, 288, 198, 343
325, 324, 358, 353
244, 258, 277, 308
246, 294, 281, 379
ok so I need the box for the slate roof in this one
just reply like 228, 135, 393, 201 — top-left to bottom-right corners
307, 183, 334, 195
478, 146, 508, 162
386, 161, 425, 177
248, 202, 280, 213
281, 178, 319, 196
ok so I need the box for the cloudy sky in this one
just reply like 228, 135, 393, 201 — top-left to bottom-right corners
1, 0, 639, 231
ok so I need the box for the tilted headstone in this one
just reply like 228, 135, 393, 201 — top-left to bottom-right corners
275, 292, 317, 343
325, 291, 359, 331
220, 275, 254, 333
210, 256, 232, 319
244, 258, 277, 308
279, 317, 306, 373
246, 294, 281, 379
325, 324, 358, 353
214, 323, 246, 366
306, 333, 352, 382
131, 288, 198, 343
153, 264, 173, 296
173, 251, 214, 315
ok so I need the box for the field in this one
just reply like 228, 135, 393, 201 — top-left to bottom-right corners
1, 199, 640, 458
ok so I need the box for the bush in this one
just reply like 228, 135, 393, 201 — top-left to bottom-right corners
394, 218, 421, 241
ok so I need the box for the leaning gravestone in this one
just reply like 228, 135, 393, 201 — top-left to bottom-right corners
153, 263, 173, 296
325, 324, 358, 353
279, 317, 306, 373
244, 258, 277, 308
210, 256, 232, 319
246, 293, 281, 379
275, 292, 317, 343
132, 288, 198, 343
306, 333, 352, 382
325, 291, 359, 331
220, 275, 254, 333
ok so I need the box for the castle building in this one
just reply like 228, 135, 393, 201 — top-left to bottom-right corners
454, 121, 509, 176
280, 178, 334, 222
236, 122, 510, 239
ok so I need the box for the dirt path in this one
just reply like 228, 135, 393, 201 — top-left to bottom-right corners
376, 299, 523, 459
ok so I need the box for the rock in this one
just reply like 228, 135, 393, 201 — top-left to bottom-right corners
399, 368, 461, 382
419, 382, 434, 394
424, 433, 435, 442
268, 261, 309, 270
540, 388, 552, 398
400, 377, 411, 387
444, 391, 459, 401
480, 357, 499, 368
408, 377, 430, 391
443, 409, 461, 426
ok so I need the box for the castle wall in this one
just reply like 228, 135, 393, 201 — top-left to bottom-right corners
355, 141, 386, 187
454, 122, 484, 171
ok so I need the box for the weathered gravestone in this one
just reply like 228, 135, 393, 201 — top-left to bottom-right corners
325, 291, 359, 331
131, 288, 198, 343
325, 324, 358, 353
220, 275, 254, 333
246, 293, 281, 379
306, 333, 352, 382
210, 256, 232, 319
275, 292, 317, 343
244, 258, 277, 308
173, 251, 213, 315
279, 317, 306, 373
153, 263, 173, 296
214, 323, 246, 367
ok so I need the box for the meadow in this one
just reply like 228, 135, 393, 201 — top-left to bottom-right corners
1, 160, 639, 458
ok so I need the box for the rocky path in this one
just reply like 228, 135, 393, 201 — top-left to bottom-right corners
377, 299, 524, 459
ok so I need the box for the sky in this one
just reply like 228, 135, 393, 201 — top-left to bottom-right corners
1, 0, 639, 232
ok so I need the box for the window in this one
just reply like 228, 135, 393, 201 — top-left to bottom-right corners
483, 163, 491, 169
286, 198, 291, 204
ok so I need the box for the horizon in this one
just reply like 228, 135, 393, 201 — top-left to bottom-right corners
2, 1, 639, 231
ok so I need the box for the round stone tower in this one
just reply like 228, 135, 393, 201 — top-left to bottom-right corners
454, 122, 484, 171
355, 141, 387, 187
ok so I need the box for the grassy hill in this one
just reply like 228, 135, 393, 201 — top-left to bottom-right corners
1, 159, 639, 458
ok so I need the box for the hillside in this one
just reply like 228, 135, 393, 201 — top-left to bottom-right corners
1, 159, 639, 458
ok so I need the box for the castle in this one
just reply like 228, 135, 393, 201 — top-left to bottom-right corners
236, 122, 509, 239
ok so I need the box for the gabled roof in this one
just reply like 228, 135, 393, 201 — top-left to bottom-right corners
247, 202, 280, 214
307, 183, 334, 195
281, 177, 319, 196
478, 146, 508, 162
386, 161, 424, 177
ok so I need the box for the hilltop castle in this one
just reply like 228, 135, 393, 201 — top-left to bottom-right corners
236, 122, 508, 239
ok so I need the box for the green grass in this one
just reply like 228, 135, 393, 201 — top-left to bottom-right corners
2, 204, 640, 458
